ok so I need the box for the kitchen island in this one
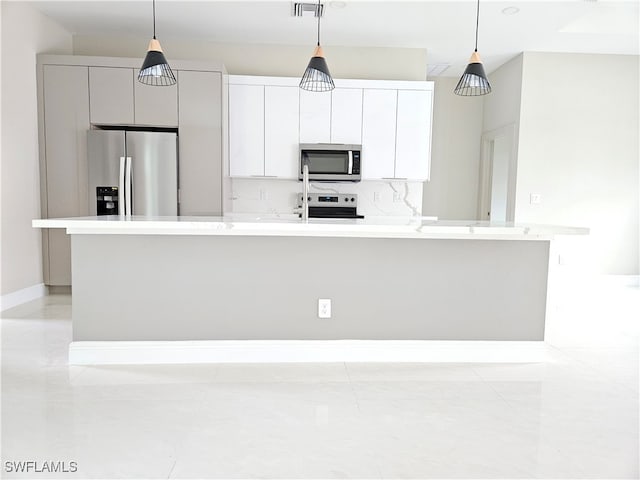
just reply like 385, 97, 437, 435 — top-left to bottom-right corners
33, 216, 587, 364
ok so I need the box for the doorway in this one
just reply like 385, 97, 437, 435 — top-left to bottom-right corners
477, 124, 517, 222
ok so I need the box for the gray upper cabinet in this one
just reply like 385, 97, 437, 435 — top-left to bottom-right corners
178, 70, 223, 215
89, 67, 134, 125
42, 64, 90, 285
133, 70, 178, 126
38, 55, 227, 286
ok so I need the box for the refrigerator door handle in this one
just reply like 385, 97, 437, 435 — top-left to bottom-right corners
118, 157, 126, 216
125, 156, 132, 216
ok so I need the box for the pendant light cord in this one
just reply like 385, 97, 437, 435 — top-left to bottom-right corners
474, 0, 480, 52
316, 0, 321, 46
152, 0, 157, 39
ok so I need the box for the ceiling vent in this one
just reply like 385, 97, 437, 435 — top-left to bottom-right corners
427, 64, 451, 77
292, 2, 324, 17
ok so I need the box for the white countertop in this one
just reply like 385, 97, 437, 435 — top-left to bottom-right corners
32, 215, 589, 240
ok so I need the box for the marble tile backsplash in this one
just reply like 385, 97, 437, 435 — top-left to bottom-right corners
229, 178, 424, 217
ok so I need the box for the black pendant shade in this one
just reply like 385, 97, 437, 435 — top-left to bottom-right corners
138, 0, 176, 86
300, 1, 334, 92
300, 45, 335, 92
138, 39, 176, 86
454, 51, 491, 96
454, 0, 491, 96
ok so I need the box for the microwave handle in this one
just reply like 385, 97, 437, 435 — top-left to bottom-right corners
348, 151, 353, 174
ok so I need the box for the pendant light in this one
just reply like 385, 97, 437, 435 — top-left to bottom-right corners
138, 0, 176, 86
299, 1, 334, 92
454, 0, 491, 96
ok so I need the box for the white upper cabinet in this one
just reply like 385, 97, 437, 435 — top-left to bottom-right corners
229, 84, 265, 176
228, 75, 433, 181
299, 89, 331, 144
330, 88, 363, 145
89, 67, 134, 125
395, 90, 433, 180
361, 89, 397, 180
265, 86, 299, 178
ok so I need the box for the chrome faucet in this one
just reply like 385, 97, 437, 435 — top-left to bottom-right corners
301, 162, 310, 222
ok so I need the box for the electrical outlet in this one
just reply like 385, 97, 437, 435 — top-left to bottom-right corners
259, 189, 268, 201
530, 193, 541, 205
373, 191, 380, 202
393, 192, 402, 203
318, 299, 331, 318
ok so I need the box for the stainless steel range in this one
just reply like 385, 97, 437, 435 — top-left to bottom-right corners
297, 193, 364, 219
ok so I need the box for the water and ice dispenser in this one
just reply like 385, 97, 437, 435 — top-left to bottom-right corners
96, 186, 119, 215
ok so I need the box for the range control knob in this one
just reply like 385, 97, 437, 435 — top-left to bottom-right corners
350, 197, 356, 202
308, 196, 312, 201
344, 197, 349, 202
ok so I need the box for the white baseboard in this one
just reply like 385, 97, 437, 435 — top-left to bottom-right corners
0, 283, 47, 312
69, 340, 550, 365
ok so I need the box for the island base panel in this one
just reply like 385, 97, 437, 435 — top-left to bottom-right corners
71, 235, 549, 341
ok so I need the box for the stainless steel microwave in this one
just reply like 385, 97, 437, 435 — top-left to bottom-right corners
299, 144, 361, 182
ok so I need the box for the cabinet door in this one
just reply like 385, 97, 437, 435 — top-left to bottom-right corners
265, 86, 299, 178
43, 65, 90, 285
331, 88, 363, 144
178, 70, 223, 215
134, 70, 178, 126
299, 90, 331, 143
89, 67, 134, 124
361, 89, 397, 179
395, 90, 432, 180
229, 84, 264, 176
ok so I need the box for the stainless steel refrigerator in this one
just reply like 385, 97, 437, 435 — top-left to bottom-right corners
88, 130, 178, 216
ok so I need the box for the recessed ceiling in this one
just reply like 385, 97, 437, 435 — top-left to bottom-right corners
26, 0, 639, 76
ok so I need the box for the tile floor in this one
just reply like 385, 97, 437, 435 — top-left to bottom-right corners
1, 275, 638, 479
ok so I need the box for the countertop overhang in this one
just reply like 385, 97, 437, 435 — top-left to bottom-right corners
33, 215, 589, 240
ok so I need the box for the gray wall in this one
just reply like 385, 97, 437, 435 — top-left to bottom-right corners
0, 2, 73, 296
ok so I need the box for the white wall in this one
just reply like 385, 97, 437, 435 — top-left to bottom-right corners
480, 55, 524, 222
516, 52, 639, 275
0, 2, 73, 296
482, 54, 523, 134
422, 76, 484, 220
73, 34, 428, 81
